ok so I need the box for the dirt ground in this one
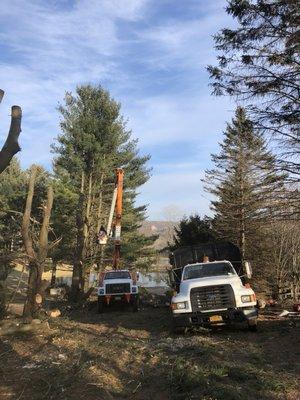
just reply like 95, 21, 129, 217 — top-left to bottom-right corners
0, 302, 299, 400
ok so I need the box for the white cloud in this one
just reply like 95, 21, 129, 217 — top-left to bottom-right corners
0, 0, 231, 219
0, 0, 149, 166
134, 0, 231, 71
122, 92, 235, 152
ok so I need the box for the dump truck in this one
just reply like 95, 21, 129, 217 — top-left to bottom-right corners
169, 242, 258, 332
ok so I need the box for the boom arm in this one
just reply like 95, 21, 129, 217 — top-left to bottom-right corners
113, 168, 124, 269
98, 168, 124, 269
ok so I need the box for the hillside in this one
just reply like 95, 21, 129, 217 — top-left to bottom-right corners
139, 221, 177, 251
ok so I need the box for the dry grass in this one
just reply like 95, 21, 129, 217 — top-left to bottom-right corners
0, 305, 299, 400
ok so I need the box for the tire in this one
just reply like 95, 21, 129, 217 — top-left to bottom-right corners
248, 319, 258, 332
97, 297, 104, 314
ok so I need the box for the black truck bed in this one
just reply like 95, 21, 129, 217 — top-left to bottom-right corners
169, 241, 243, 288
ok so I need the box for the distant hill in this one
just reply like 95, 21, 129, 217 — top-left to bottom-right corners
139, 220, 177, 251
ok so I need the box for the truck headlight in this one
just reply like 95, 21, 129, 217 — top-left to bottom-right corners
171, 301, 187, 310
241, 294, 255, 303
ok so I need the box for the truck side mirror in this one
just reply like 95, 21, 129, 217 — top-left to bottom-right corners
244, 261, 252, 279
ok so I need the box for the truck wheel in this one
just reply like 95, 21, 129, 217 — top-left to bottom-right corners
248, 319, 258, 332
97, 297, 104, 314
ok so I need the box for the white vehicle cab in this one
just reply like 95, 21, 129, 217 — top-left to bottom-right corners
97, 270, 139, 313
171, 260, 258, 332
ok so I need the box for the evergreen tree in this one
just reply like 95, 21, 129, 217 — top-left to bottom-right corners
208, 0, 300, 179
204, 107, 286, 266
0, 159, 26, 254
52, 84, 156, 298
49, 171, 77, 284
170, 215, 217, 251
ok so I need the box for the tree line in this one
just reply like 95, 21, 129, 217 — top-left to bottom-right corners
0, 85, 157, 319
0, 0, 299, 319
171, 0, 300, 300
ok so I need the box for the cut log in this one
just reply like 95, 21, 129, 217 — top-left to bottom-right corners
48, 309, 61, 318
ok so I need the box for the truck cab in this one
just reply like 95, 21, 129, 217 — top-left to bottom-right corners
171, 260, 258, 332
97, 270, 139, 313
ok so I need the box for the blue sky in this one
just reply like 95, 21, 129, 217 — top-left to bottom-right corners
0, 0, 236, 220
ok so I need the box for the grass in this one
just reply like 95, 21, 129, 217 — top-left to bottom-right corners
0, 307, 299, 400
166, 347, 297, 400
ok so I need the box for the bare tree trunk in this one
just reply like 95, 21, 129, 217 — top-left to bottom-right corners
82, 171, 93, 290
38, 186, 54, 263
23, 260, 43, 319
22, 167, 54, 319
21, 166, 37, 261
0, 89, 22, 173
51, 260, 58, 286
71, 172, 85, 300
0, 280, 6, 317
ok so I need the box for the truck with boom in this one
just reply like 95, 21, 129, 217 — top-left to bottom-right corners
169, 242, 258, 332
97, 169, 139, 312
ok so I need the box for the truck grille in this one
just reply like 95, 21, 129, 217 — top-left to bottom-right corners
105, 283, 130, 294
190, 285, 235, 312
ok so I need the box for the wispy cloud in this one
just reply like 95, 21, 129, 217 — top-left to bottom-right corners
0, 0, 231, 219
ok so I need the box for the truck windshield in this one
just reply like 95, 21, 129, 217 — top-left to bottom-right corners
182, 262, 235, 280
105, 271, 131, 280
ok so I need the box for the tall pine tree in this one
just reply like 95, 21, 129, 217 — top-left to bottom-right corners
208, 0, 300, 179
52, 84, 156, 298
204, 106, 286, 267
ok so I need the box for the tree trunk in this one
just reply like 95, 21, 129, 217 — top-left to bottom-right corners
23, 261, 43, 320
0, 278, 6, 318
51, 260, 57, 286
0, 90, 22, 174
71, 171, 85, 300
21, 168, 54, 319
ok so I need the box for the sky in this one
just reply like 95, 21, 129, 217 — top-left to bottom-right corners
0, 0, 236, 220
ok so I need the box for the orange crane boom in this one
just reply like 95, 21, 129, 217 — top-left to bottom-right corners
113, 168, 124, 269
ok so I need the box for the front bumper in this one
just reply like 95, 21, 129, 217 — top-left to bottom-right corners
99, 293, 138, 305
173, 307, 258, 328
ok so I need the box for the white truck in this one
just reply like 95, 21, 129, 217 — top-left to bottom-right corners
97, 270, 139, 313
171, 260, 258, 332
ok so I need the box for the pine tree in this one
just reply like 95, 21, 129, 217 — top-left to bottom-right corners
170, 215, 217, 251
52, 84, 156, 298
204, 106, 286, 266
0, 158, 26, 253
0, 159, 26, 316
208, 0, 300, 179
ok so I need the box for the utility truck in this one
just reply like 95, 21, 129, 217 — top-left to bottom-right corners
170, 242, 258, 332
97, 169, 139, 312
97, 270, 139, 312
